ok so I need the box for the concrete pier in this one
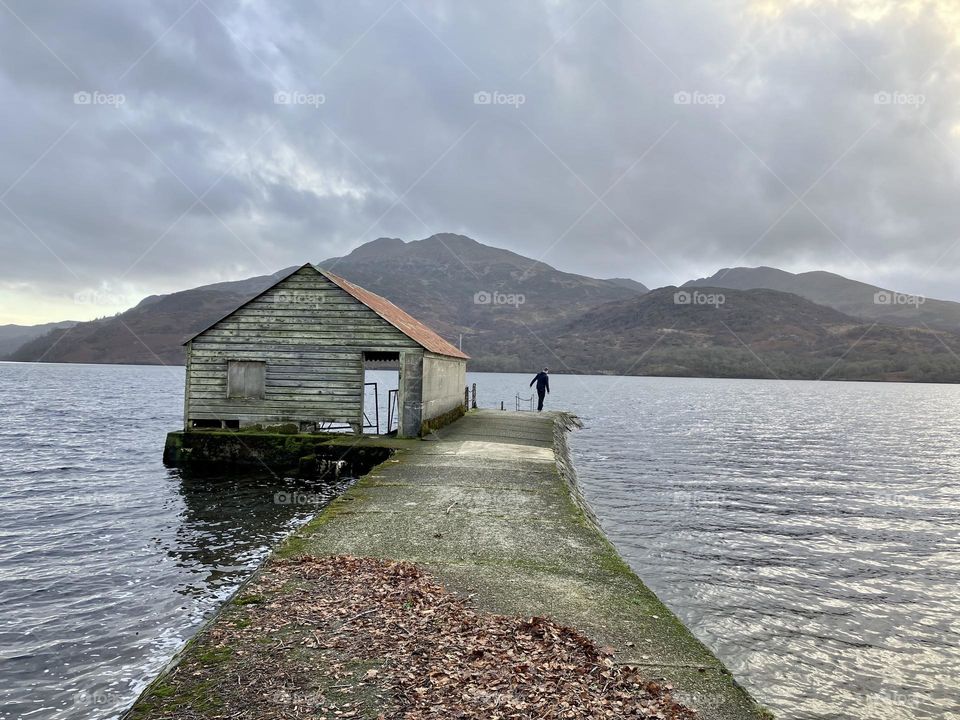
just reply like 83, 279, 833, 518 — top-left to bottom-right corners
127, 410, 769, 719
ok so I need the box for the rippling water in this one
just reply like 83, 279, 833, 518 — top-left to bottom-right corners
0, 362, 350, 720
2, 364, 958, 720
476, 373, 960, 720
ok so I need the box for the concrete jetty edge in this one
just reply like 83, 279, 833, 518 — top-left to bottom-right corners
550, 412, 771, 719
125, 410, 773, 719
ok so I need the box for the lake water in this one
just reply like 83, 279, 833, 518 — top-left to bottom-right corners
474, 372, 960, 720
0, 362, 352, 720
1, 364, 958, 720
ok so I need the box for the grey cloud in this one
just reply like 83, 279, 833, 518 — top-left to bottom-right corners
1, 0, 959, 312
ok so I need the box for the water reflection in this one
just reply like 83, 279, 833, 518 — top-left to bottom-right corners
163, 468, 353, 599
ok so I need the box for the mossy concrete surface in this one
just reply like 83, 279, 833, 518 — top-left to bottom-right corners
163, 429, 408, 476
281, 409, 769, 719
131, 410, 769, 719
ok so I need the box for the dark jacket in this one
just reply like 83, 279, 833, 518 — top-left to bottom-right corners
530, 372, 550, 393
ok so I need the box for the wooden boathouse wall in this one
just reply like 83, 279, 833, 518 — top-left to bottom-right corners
184, 265, 427, 433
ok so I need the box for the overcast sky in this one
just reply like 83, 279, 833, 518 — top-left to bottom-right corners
1, 0, 959, 323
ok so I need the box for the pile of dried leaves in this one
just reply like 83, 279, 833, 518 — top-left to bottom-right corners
146, 555, 696, 719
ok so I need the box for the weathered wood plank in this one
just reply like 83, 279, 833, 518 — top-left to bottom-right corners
190, 382, 363, 394
194, 376, 359, 389
205, 328, 393, 339
186, 268, 414, 433
189, 352, 359, 363
238, 302, 370, 313
190, 354, 354, 366
191, 401, 360, 420
189, 413, 356, 424
187, 388, 363, 401
190, 396, 360, 407
266, 381, 363, 391
193, 348, 401, 359
264, 367, 363, 378
212, 315, 389, 326
193, 336, 417, 348
199, 328, 415, 340
189, 366, 361, 378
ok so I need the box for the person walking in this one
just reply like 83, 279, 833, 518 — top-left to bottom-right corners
530, 367, 550, 412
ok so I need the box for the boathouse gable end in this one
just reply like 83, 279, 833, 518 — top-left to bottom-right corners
181, 264, 467, 437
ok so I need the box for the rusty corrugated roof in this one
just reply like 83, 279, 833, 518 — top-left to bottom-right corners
319, 267, 469, 360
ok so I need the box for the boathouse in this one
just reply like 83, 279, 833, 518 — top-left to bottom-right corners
181, 264, 468, 438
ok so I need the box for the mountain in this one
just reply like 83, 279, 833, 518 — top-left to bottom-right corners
8, 234, 642, 365
0, 321, 78, 358
685, 267, 960, 332
10, 237, 960, 382
318, 234, 643, 337
7, 268, 296, 365
532, 286, 960, 382
603, 277, 649, 294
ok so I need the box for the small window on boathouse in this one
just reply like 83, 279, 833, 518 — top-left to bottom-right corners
227, 361, 265, 400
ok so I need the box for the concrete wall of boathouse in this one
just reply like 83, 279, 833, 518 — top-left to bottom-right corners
421, 351, 467, 423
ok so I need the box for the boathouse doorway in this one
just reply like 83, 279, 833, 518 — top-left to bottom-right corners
362, 351, 400, 435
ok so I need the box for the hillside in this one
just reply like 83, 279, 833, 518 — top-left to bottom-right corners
10, 238, 960, 382
530, 287, 960, 382
319, 234, 644, 337
8, 235, 643, 365
9, 268, 295, 365
603, 277, 650, 294
685, 266, 960, 331
0, 321, 77, 358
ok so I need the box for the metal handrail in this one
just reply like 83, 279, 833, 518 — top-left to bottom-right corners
516, 393, 534, 411
387, 388, 399, 434
363, 382, 379, 432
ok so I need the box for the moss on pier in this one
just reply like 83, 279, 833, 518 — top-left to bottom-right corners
128, 411, 770, 720
419, 403, 465, 436
163, 429, 399, 478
